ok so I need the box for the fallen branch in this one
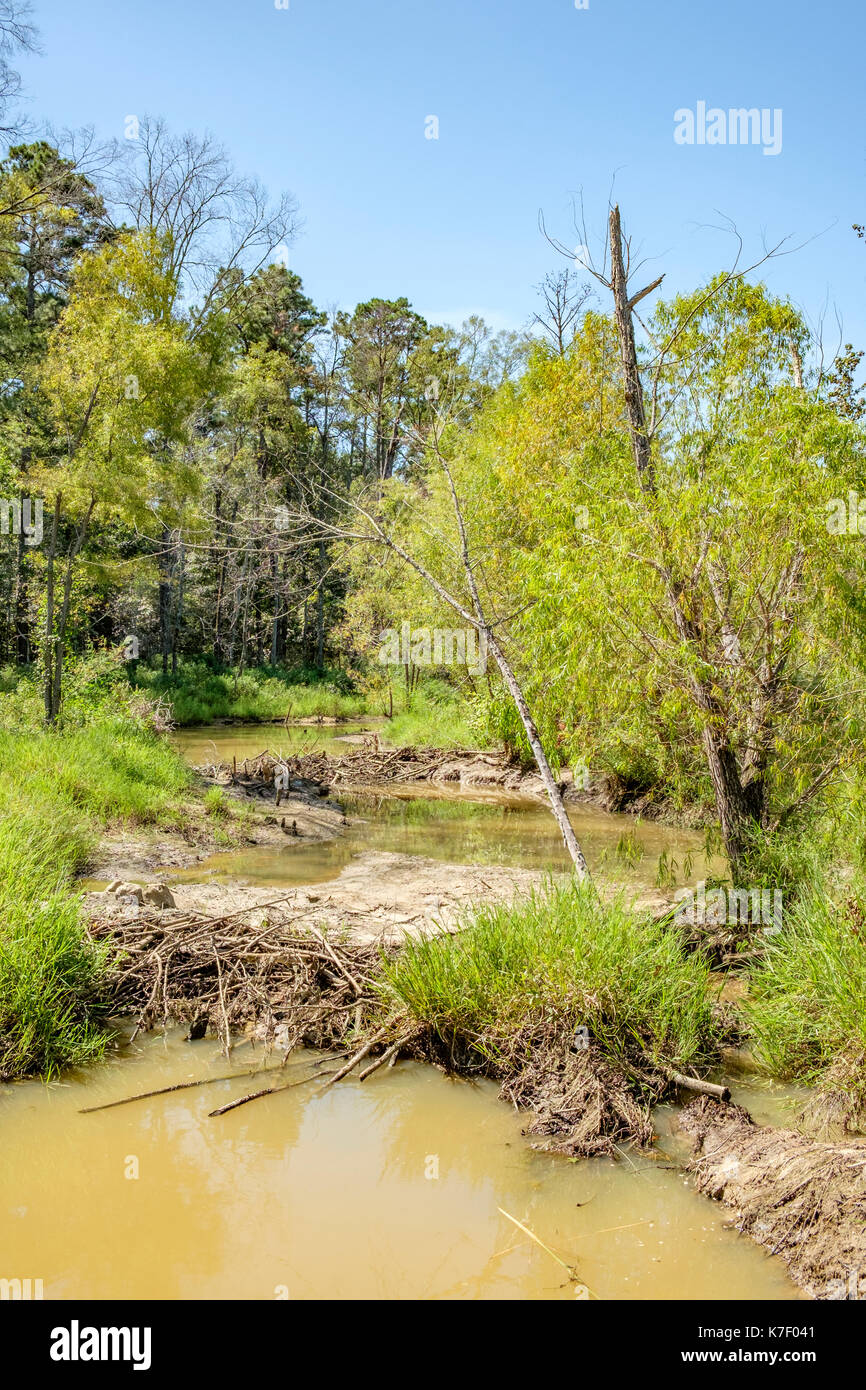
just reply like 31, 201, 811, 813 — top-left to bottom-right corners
669, 1071, 731, 1102
358, 1032, 416, 1080
319, 1022, 401, 1090
208, 1062, 345, 1117
79, 1066, 285, 1113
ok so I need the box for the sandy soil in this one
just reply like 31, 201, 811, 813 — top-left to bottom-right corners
85, 849, 549, 947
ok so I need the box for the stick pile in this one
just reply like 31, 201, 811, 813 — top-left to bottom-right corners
90, 901, 396, 1059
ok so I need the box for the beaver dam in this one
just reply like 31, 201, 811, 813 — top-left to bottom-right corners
4, 724, 864, 1301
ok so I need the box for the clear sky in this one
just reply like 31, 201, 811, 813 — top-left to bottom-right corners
17, 0, 866, 353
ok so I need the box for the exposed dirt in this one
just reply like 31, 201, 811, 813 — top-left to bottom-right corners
502, 1035, 657, 1158
86, 778, 346, 882
293, 744, 582, 802
681, 1096, 866, 1299
86, 849, 547, 947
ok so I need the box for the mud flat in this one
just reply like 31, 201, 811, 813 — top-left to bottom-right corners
86, 849, 546, 946
87, 778, 346, 882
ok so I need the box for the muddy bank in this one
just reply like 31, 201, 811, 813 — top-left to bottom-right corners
86, 850, 546, 945
86, 849, 712, 1164
232, 743, 707, 822
87, 775, 346, 882
87, 880, 669, 1159
681, 1096, 866, 1299
196, 743, 560, 802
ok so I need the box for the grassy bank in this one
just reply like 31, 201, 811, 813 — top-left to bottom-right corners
0, 665, 194, 1078
378, 678, 480, 748
133, 660, 368, 725
97, 876, 722, 1154
133, 659, 483, 749
381, 882, 717, 1078
746, 881, 866, 1114
374, 881, 720, 1153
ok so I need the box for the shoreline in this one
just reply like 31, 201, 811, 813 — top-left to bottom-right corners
73, 740, 866, 1303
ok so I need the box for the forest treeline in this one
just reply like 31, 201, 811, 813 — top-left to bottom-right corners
0, 122, 539, 699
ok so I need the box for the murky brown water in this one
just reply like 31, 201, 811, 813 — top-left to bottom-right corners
0, 1029, 801, 1301
174, 721, 377, 765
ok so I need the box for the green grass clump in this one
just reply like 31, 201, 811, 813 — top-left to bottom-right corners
381, 881, 717, 1077
0, 702, 195, 1078
380, 679, 480, 749
746, 884, 866, 1098
203, 786, 229, 818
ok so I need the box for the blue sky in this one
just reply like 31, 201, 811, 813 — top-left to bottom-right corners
17, 0, 866, 353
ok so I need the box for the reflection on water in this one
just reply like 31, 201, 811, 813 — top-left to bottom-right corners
172, 787, 724, 896
173, 722, 376, 765
0, 1030, 800, 1300
171, 722, 724, 894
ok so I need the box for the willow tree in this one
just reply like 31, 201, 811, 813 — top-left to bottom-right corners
442, 227, 866, 881
597, 207, 866, 876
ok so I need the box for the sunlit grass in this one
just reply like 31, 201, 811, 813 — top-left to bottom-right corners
380, 678, 480, 749
134, 660, 367, 725
746, 882, 866, 1099
0, 715, 194, 1078
380, 880, 717, 1076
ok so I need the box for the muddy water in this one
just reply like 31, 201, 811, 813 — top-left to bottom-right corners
0, 1030, 801, 1301
172, 723, 725, 895
174, 721, 377, 764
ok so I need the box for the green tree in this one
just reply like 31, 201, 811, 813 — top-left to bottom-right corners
37, 230, 204, 720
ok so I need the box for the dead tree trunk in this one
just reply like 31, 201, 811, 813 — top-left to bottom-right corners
483, 623, 590, 878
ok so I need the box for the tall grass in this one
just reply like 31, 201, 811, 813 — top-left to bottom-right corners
0, 710, 194, 1078
380, 679, 480, 749
381, 881, 717, 1076
134, 660, 367, 726
746, 883, 866, 1098
134, 659, 485, 750
0, 823, 113, 1078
